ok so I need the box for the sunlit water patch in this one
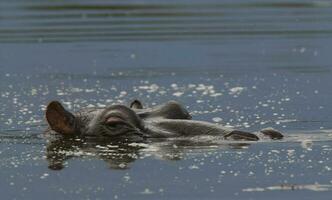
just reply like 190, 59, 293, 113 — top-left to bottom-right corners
243, 183, 332, 192
0, 129, 332, 199
1, 71, 331, 132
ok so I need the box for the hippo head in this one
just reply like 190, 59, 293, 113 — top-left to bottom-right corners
45, 101, 145, 137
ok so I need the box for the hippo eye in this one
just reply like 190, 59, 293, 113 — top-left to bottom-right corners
104, 117, 126, 128
107, 121, 125, 128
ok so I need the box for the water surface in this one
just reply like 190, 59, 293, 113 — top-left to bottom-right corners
1, 0, 332, 199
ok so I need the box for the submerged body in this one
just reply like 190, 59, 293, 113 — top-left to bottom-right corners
45, 100, 283, 141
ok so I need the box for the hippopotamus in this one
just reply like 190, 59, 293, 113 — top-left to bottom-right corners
45, 100, 283, 141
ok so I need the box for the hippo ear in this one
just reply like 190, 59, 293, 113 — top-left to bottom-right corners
46, 101, 76, 135
130, 99, 143, 109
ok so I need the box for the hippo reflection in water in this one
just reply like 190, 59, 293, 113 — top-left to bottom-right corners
45, 100, 283, 141
45, 100, 283, 170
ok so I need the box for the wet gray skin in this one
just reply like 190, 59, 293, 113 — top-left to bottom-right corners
45, 100, 283, 141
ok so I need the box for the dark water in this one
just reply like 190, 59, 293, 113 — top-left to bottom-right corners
1, 0, 332, 199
